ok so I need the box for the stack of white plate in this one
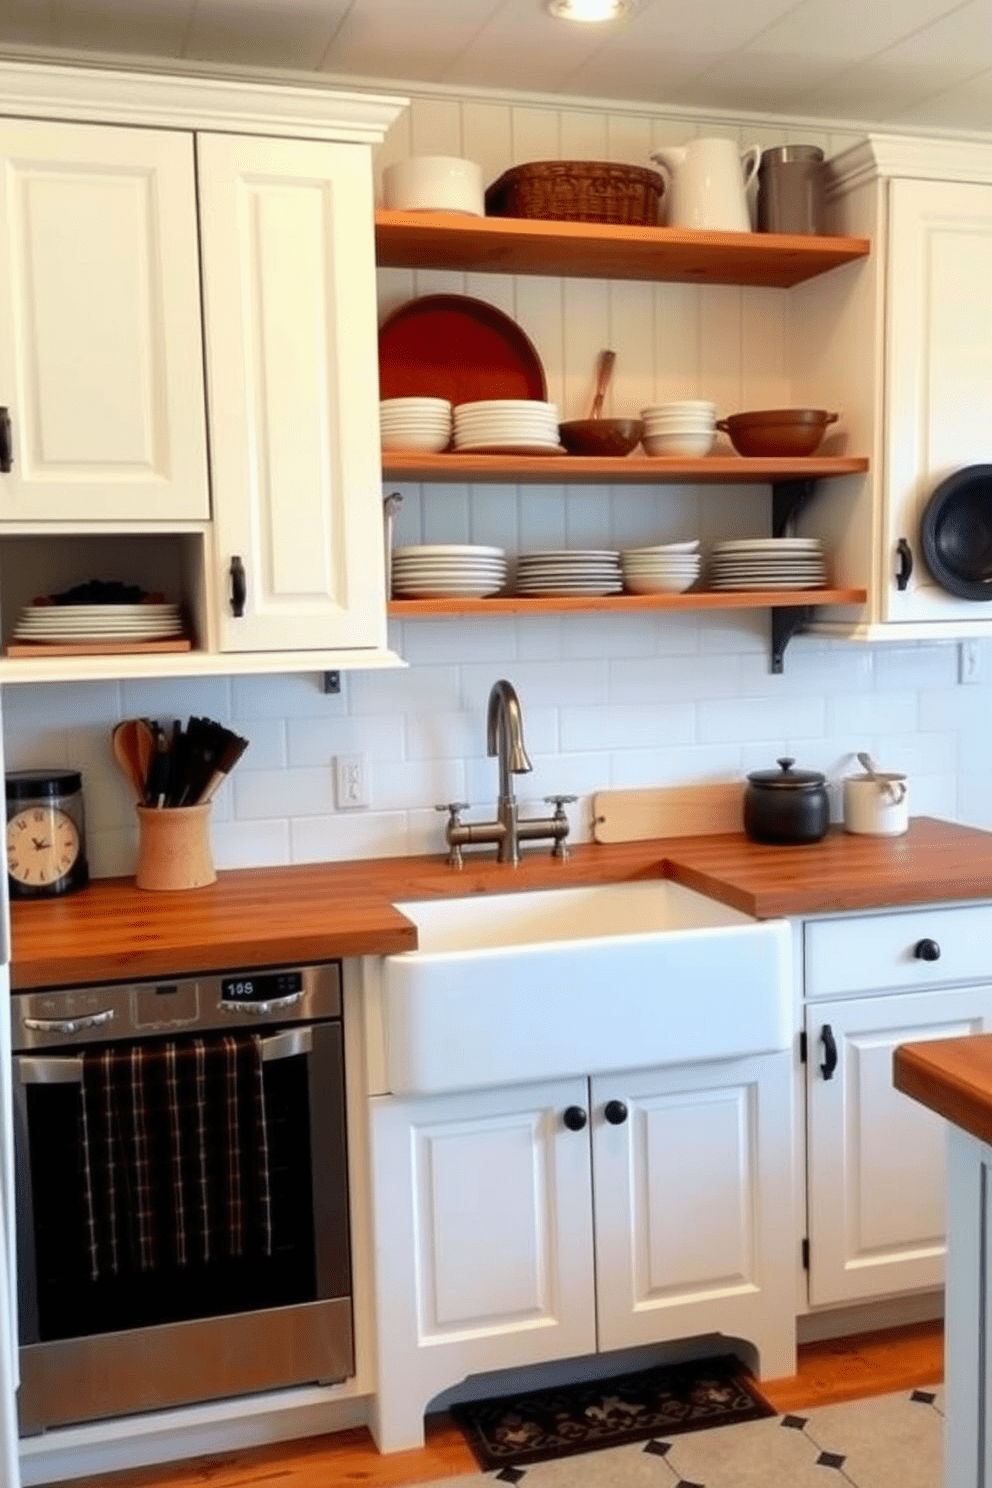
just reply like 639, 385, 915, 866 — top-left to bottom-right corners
621, 540, 702, 594
515, 549, 622, 596
707, 537, 827, 590
380, 397, 452, 453
453, 400, 561, 456
12, 602, 184, 643
640, 401, 717, 458
391, 544, 508, 598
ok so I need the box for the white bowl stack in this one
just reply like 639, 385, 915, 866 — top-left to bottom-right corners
640, 401, 717, 458
515, 549, 622, 596
620, 540, 702, 594
390, 544, 508, 598
453, 399, 561, 455
707, 537, 826, 590
380, 397, 452, 453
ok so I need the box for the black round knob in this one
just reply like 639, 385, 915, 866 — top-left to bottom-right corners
603, 1099, 628, 1126
563, 1105, 588, 1131
914, 938, 941, 962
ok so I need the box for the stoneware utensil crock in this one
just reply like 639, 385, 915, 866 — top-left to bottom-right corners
743, 756, 830, 845
844, 769, 909, 836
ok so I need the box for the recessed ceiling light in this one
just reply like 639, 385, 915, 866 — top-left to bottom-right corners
547, 0, 633, 22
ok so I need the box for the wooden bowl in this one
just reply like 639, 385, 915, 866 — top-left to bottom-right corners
558, 418, 644, 457
716, 408, 838, 458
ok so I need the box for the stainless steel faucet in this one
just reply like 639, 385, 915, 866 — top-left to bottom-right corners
437, 679, 575, 866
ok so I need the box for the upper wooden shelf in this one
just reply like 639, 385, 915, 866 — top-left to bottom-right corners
375, 210, 871, 289
381, 452, 869, 485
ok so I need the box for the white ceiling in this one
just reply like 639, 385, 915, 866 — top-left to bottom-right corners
2, 0, 991, 134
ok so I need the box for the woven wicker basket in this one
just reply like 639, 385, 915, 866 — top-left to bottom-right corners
485, 160, 665, 226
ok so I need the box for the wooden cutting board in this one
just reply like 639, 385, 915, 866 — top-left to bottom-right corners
592, 783, 744, 843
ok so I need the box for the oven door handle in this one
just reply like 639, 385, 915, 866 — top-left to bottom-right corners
13, 1027, 312, 1083
221, 992, 305, 1017
22, 1009, 115, 1036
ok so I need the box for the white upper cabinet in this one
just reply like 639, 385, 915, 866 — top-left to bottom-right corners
0, 119, 209, 524
198, 133, 388, 654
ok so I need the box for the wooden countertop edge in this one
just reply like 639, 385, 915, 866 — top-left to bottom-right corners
894, 1036, 992, 1148
11, 817, 992, 989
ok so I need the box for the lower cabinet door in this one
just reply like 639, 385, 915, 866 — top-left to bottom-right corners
806, 985, 992, 1306
368, 1078, 597, 1452
591, 1055, 796, 1378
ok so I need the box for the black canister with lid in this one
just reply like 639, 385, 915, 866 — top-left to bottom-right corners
743, 756, 830, 844
757, 145, 825, 235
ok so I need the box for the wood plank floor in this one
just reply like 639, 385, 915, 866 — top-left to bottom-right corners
68, 1319, 944, 1488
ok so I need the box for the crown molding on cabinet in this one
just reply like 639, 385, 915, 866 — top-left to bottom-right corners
827, 133, 992, 196
0, 56, 407, 141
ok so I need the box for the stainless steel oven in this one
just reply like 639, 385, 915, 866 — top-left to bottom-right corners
11, 961, 352, 1435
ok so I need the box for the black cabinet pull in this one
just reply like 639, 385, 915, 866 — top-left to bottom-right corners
563, 1105, 588, 1132
229, 555, 247, 618
820, 1024, 838, 1080
914, 938, 941, 962
895, 537, 913, 591
603, 1099, 628, 1125
0, 407, 12, 473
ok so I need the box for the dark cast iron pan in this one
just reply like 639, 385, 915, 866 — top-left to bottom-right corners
920, 464, 992, 601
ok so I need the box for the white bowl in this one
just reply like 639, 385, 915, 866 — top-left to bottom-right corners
380, 396, 452, 412
624, 574, 698, 594
381, 430, 451, 452
643, 431, 715, 457
382, 156, 485, 216
641, 401, 717, 416
456, 399, 559, 415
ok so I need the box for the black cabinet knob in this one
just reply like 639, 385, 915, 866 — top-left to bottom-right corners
563, 1105, 588, 1132
914, 938, 941, 962
603, 1099, 629, 1125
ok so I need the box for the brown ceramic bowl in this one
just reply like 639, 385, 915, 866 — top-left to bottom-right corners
716, 408, 838, 458
558, 418, 644, 457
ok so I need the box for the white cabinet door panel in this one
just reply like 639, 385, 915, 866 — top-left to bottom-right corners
199, 133, 387, 654
885, 178, 992, 624
0, 119, 208, 523
806, 986, 992, 1305
592, 1056, 795, 1377
368, 1080, 596, 1452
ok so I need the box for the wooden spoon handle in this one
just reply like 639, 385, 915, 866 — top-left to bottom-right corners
587, 350, 616, 419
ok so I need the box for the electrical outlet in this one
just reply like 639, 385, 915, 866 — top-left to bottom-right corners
959, 640, 984, 685
334, 754, 368, 809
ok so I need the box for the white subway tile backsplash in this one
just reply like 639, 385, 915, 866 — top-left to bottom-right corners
231, 672, 347, 720
608, 743, 744, 789
233, 766, 337, 820
560, 703, 694, 751
610, 653, 744, 702
291, 811, 411, 863
700, 694, 826, 744
287, 714, 401, 769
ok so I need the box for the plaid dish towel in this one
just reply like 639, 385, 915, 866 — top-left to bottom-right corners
80, 1034, 273, 1281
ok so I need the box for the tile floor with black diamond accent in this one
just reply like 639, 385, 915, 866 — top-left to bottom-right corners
422, 1386, 943, 1488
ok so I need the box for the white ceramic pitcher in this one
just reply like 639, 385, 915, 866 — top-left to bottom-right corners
649, 138, 761, 232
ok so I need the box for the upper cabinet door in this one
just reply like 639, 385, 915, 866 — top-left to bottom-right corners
0, 120, 209, 524
198, 134, 387, 654
885, 177, 992, 624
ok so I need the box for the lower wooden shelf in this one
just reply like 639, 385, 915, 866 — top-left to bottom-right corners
387, 586, 866, 616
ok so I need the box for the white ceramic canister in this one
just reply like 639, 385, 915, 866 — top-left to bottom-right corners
382, 155, 485, 216
843, 771, 909, 836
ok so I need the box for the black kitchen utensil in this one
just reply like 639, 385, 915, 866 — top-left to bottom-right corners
920, 464, 992, 601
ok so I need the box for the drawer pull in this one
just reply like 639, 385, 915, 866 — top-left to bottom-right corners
914, 938, 941, 962
563, 1105, 587, 1132
820, 1024, 838, 1080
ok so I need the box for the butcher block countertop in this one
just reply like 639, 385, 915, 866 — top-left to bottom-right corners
894, 1035, 992, 1148
10, 814, 992, 990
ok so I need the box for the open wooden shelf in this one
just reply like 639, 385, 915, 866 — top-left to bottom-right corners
381, 452, 869, 485
375, 210, 871, 288
388, 587, 866, 617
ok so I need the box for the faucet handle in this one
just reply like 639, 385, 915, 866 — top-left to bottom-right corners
544, 793, 578, 810
436, 802, 470, 869
436, 801, 469, 819
544, 795, 577, 860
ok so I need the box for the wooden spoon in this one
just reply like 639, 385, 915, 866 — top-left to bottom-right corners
112, 719, 147, 802
587, 349, 616, 420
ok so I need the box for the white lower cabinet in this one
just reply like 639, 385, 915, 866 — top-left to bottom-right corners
803, 903, 992, 1308
368, 1053, 795, 1453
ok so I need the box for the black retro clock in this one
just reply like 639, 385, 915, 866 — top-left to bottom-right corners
5, 769, 90, 899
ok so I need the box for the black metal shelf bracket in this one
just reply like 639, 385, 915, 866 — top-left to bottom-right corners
770, 605, 813, 673
771, 478, 817, 538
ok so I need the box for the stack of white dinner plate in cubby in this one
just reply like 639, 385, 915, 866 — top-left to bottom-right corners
390, 544, 508, 599
707, 537, 826, 590
452, 400, 561, 455
514, 549, 622, 596
620, 541, 701, 593
379, 397, 453, 452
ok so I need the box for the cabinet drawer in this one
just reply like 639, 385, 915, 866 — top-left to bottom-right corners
805, 903, 992, 999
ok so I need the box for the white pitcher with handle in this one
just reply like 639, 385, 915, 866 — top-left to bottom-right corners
649, 137, 761, 232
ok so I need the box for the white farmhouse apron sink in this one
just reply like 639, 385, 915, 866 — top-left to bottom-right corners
383, 879, 792, 1095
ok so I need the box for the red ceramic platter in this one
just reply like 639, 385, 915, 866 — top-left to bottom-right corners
378, 293, 548, 405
